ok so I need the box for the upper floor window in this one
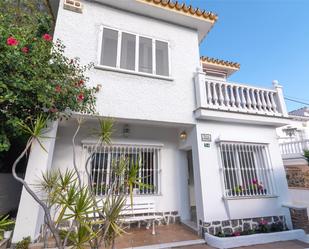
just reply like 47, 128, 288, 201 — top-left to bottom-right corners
99, 27, 170, 77
218, 142, 276, 198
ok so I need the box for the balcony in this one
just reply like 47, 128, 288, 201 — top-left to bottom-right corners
279, 139, 309, 166
194, 68, 289, 125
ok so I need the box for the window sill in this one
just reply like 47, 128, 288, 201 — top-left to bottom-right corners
223, 195, 278, 200
94, 65, 174, 81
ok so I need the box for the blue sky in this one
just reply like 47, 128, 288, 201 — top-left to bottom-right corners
185, 0, 309, 111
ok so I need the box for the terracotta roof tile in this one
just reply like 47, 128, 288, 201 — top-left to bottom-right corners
200, 56, 240, 69
141, 0, 218, 22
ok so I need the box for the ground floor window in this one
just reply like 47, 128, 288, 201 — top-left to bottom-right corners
83, 144, 160, 196
218, 142, 276, 198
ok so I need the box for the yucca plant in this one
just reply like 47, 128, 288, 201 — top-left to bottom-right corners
12, 115, 64, 249
126, 160, 153, 207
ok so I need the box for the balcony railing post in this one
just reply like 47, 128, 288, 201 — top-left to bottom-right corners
194, 67, 207, 108
272, 80, 288, 117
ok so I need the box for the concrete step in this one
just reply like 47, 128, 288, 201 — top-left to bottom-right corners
123, 239, 206, 249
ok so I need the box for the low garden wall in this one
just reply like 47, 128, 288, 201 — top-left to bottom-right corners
200, 215, 287, 236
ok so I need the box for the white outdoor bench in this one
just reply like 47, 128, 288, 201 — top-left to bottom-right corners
120, 202, 162, 235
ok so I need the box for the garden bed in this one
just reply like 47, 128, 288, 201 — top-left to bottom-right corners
204, 229, 306, 248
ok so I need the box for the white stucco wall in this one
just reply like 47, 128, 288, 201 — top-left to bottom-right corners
288, 188, 309, 215
50, 119, 191, 221
53, 0, 200, 125
195, 121, 291, 224
277, 119, 309, 142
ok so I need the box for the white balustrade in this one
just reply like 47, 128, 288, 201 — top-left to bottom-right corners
197, 76, 287, 116
279, 139, 309, 155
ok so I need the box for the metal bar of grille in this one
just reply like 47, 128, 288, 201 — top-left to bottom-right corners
84, 144, 160, 196
219, 142, 274, 198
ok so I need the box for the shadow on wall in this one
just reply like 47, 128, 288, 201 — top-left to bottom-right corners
0, 174, 23, 217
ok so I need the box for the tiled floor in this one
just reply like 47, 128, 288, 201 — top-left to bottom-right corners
111, 223, 309, 249
174, 240, 309, 249
115, 223, 200, 248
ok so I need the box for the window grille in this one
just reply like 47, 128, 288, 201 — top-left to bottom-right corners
218, 142, 276, 198
83, 144, 161, 196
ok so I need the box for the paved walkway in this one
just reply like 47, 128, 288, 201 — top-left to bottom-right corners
174, 240, 309, 249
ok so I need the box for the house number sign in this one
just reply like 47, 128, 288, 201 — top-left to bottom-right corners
201, 133, 211, 142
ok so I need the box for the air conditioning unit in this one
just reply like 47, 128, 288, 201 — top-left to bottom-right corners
63, 0, 83, 13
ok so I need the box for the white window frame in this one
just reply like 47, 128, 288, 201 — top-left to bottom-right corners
82, 143, 162, 196
217, 141, 277, 199
96, 25, 172, 81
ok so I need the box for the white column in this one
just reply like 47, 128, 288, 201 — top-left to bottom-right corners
12, 121, 58, 243
194, 67, 207, 109
273, 80, 288, 117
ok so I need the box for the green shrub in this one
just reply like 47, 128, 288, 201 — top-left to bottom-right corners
16, 236, 31, 249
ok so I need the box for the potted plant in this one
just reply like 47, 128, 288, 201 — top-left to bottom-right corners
231, 185, 243, 196
247, 179, 267, 195
3, 222, 15, 239
0, 215, 14, 240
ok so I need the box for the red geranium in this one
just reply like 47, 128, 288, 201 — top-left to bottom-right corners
77, 93, 85, 102
49, 107, 58, 113
75, 79, 85, 87
7, 36, 19, 46
55, 85, 61, 93
78, 80, 84, 86
42, 34, 52, 41
21, 47, 29, 53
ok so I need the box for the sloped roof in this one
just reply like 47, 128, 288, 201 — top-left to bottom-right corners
200, 56, 240, 69
140, 0, 218, 23
289, 107, 309, 117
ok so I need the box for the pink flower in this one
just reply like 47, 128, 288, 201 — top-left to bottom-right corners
21, 47, 29, 53
77, 93, 84, 102
260, 220, 268, 225
7, 36, 19, 46
233, 231, 241, 236
55, 85, 61, 93
252, 179, 258, 184
42, 34, 52, 41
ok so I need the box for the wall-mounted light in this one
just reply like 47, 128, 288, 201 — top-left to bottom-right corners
179, 131, 187, 140
123, 124, 130, 138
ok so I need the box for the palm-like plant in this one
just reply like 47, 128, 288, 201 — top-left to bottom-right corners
126, 160, 154, 207
12, 115, 64, 249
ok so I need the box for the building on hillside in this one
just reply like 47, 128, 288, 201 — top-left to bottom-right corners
12, 0, 295, 243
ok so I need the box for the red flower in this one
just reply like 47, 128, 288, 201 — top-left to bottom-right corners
49, 107, 58, 113
55, 85, 61, 93
77, 93, 84, 102
78, 80, 84, 86
42, 34, 53, 41
21, 47, 29, 53
233, 232, 241, 236
7, 36, 19, 46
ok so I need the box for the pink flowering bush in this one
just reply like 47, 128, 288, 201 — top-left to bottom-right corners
0, 2, 99, 153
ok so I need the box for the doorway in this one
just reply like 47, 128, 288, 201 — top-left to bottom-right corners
187, 150, 197, 224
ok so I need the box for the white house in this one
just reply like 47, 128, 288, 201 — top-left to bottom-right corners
13, 0, 294, 243
277, 107, 309, 225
